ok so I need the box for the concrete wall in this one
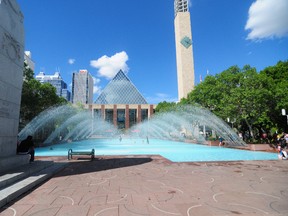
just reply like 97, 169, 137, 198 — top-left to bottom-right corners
0, 0, 24, 160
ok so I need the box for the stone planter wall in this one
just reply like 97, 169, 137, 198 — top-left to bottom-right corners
248, 144, 275, 151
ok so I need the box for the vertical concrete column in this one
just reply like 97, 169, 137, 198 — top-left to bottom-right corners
90, 106, 94, 119
125, 105, 129, 129
89, 105, 93, 119
0, 0, 27, 170
137, 105, 141, 123
149, 105, 154, 118
0, 2, 24, 149
101, 105, 105, 120
113, 105, 117, 127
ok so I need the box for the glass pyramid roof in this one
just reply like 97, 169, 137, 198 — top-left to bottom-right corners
94, 70, 148, 104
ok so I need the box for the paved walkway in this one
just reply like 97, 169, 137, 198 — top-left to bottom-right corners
1, 155, 288, 216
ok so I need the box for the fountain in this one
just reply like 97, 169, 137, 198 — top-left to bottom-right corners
127, 105, 246, 146
19, 104, 246, 147
18, 105, 119, 145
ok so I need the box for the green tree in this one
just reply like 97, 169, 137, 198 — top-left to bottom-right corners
155, 61, 288, 140
155, 101, 177, 113
185, 65, 272, 140
261, 60, 288, 131
23, 62, 34, 81
20, 79, 42, 122
20, 63, 67, 130
224, 66, 272, 138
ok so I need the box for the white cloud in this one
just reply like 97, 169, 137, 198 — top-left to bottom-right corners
146, 93, 178, 104
92, 77, 101, 94
68, 58, 75, 65
93, 85, 101, 94
90, 51, 129, 79
93, 77, 101, 85
245, 0, 288, 40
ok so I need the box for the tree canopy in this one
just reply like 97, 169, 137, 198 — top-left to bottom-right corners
20, 63, 67, 130
156, 60, 288, 141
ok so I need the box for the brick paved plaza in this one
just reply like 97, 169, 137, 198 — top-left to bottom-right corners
1, 155, 288, 216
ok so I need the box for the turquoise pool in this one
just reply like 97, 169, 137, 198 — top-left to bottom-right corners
35, 138, 278, 162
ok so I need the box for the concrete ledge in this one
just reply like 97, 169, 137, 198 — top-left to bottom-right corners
206, 141, 274, 152
0, 155, 30, 173
248, 144, 274, 151
207, 140, 219, 146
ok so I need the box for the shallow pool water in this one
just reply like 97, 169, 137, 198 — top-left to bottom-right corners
35, 138, 277, 162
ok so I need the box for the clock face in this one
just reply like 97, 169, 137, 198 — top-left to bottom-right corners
180, 36, 192, 48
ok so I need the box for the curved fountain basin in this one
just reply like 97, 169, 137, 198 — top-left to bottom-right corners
35, 138, 277, 162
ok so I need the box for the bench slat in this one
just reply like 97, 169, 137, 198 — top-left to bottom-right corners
68, 149, 95, 160
71, 152, 92, 154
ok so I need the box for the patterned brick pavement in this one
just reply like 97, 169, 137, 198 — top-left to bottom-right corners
1, 155, 288, 215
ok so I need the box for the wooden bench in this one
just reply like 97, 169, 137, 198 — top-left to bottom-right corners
68, 149, 95, 160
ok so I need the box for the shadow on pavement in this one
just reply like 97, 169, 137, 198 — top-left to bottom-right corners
54, 157, 153, 177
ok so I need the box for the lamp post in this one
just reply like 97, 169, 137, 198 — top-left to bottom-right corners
231, 118, 236, 129
227, 117, 235, 128
282, 109, 288, 125
227, 117, 236, 128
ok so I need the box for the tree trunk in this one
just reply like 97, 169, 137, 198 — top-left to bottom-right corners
245, 118, 254, 139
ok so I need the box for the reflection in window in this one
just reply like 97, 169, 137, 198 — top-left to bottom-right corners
105, 109, 113, 124
141, 109, 148, 122
117, 109, 125, 129
129, 109, 137, 127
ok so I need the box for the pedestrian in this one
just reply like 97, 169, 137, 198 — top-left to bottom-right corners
238, 132, 243, 140
219, 136, 224, 147
277, 145, 288, 160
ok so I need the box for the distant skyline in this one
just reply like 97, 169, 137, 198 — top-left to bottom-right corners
18, 0, 288, 104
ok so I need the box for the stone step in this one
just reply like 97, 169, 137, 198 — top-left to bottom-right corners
0, 160, 53, 190
0, 161, 68, 208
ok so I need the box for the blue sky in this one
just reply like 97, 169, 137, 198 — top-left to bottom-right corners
17, 0, 288, 104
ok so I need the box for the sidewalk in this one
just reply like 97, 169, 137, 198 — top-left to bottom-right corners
1, 155, 287, 215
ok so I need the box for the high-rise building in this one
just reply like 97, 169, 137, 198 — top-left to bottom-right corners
174, 0, 195, 101
72, 69, 93, 104
24, 51, 35, 72
35, 71, 71, 101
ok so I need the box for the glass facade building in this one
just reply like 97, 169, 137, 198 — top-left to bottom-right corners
95, 70, 148, 104
35, 71, 71, 101
87, 70, 155, 129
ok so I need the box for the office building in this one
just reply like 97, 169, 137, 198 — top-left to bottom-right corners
35, 71, 71, 101
24, 51, 35, 72
72, 69, 93, 104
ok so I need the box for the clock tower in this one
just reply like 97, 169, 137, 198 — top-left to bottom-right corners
174, 0, 195, 101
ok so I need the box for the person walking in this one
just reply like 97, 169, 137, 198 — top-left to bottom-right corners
219, 136, 224, 147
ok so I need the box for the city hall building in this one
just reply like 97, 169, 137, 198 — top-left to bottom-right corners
83, 0, 194, 129
86, 70, 155, 129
